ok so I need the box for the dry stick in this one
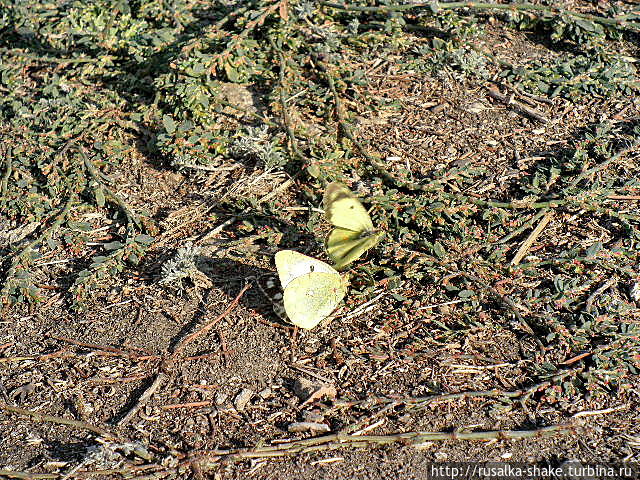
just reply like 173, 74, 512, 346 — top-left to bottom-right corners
0, 403, 155, 463
49, 334, 156, 361
332, 368, 579, 413
462, 273, 543, 347
5, 466, 171, 480
486, 86, 548, 123
193, 424, 576, 467
257, 177, 295, 203
607, 195, 640, 201
497, 208, 549, 244
66, 468, 157, 479
340, 401, 400, 435
501, 82, 554, 105
1, 403, 116, 440
117, 373, 167, 427
510, 210, 554, 266
197, 214, 244, 245
0, 356, 38, 364
171, 282, 251, 359
324, 369, 582, 442
156, 202, 218, 248
117, 283, 250, 426
561, 351, 593, 366
0, 348, 74, 364
128, 472, 176, 480
161, 401, 213, 410
0, 470, 58, 480
572, 405, 627, 418
1, 195, 76, 301
566, 137, 640, 191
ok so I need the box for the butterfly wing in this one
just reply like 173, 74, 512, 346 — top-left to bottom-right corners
323, 182, 374, 233
275, 250, 339, 289
326, 228, 384, 270
283, 271, 346, 329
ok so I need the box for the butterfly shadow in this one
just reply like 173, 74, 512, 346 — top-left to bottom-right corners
192, 254, 293, 330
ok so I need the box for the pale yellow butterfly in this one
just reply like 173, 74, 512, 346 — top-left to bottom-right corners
323, 182, 384, 270
274, 250, 347, 329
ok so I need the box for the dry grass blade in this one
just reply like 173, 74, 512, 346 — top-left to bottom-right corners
510, 210, 554, 265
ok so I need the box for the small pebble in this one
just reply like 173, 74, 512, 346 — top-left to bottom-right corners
258, 387, 273, 399
293, 377, 316, 401
234, 388, 254, 411
288, 422, 330, 434
214, 392, 228, 405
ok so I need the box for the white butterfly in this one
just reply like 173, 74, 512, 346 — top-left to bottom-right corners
258, 250, 347, 329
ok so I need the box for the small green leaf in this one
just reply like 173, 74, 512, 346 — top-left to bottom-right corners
163, 114, 176, 134
307, 164, 321, 179
432, 242, 446, 258
134, 234, 155, 245
94, 186, 105, 207
391, 293, 409, 301
585, 242, 602, 259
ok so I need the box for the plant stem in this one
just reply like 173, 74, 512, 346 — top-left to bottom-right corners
193, 423, 576, 467
1, 196, 75, 301
77, 147, 143, 232
269, 38, 303, 159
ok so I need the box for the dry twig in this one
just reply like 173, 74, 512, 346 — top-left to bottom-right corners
462, 273, 542, 347
486, 86, 549, 123
191, 424, 577, 469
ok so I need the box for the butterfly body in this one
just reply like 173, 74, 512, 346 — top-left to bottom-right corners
323, 182, 383, 270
